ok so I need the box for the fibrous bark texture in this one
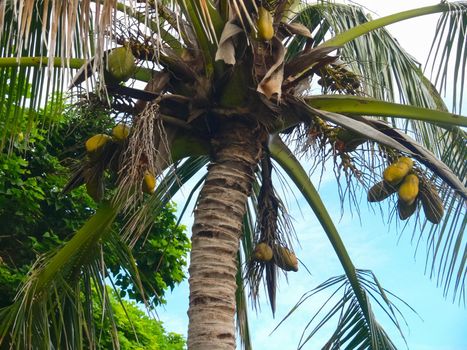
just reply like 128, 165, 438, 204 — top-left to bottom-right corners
187, 120, 264, 350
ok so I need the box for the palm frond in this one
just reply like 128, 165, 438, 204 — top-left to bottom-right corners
121, 156, 210, 246
269, 136, 410, 348
0, 151, 209, 348
0, 0, 122, 151
286, 3, 467, 301
282, 95, 467, 301
236, 251, 252, 350
178, 0, 224, 76
306, 95, 467, 129
292, 2, 465, 168
0, 0, 198, 152
0, 203, 118, 349
425, 2, 467, 114
275, 270, 411, 349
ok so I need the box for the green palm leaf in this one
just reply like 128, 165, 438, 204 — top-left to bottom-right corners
0, 202, 118, 349
425, 2, 467, 113
292, 2, 466, 166
0, 0, 101, 151
0, 154, 208, 348
276, 270, 412, 350
286, 97, 466, 302
287, 3, 467, 302
269, 135, 409, 349
306, 95, 467, 128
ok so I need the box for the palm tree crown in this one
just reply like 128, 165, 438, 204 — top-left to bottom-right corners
0, 0, 466, 349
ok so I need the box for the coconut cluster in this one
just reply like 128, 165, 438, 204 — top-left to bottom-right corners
253, 242, 298, 272
83, 124, 156, 201
368, 157, 444, 223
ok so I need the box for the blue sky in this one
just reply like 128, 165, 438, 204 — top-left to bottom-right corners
155, 1, 467, 349
159, 173, 467, 349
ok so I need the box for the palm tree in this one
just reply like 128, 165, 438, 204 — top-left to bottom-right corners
0, 1, 466, 349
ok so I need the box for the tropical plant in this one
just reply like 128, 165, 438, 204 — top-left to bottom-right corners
0, 98, 190, 347
90, 287, 186, 350
0, 1, 466, 349
0, 109, 190, 307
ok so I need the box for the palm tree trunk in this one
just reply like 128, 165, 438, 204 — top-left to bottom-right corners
187, 120, 264, 349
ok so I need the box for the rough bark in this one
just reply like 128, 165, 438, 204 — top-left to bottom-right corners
187, 120, 264, 350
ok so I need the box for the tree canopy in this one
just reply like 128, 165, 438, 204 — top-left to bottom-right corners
0, 95, 189, 348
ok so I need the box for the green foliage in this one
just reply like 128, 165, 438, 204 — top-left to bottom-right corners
0, 102, 190, 309
107, 204, 189, 306
92, 288, 185, 350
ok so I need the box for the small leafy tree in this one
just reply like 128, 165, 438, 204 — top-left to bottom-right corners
92, 288, 185, 350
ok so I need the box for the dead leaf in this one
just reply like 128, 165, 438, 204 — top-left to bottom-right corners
282, 22, 312, 38
257, 37, 285, 100
215, 20, 243, 65
284, 46, 339, 84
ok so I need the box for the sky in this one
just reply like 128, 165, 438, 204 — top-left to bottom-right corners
154, 1, 467, 349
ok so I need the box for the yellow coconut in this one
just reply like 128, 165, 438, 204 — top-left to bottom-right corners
419, 181, 444, 224
257, 6, 274, 41
398, 174, 419, 205
85, 134, 111, 153
274, 246, 298, 272
367, 181, 397, 202
106, 46, 137, 83
253, 242, 273, 262
383, 161, 411, 186
142, 171, 156, 194
112, 123, 130, 141
398, 156, 414, 168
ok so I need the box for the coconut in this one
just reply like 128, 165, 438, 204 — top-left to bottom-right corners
257, 6, 274, 41
105, 47, 136, 83
253, 242, 273, 262
274, 246, 298, 272
367, 181, 397, 202
398, 174, 419, 205
398, 199, 417, 220
85, 173, 104, 202
85, 134, 111, 153
112, 123, 130, 141
419, 181, 444, 224
142, 171, 156, 194
383, 161, 411, 186
398, 156, 414, 168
